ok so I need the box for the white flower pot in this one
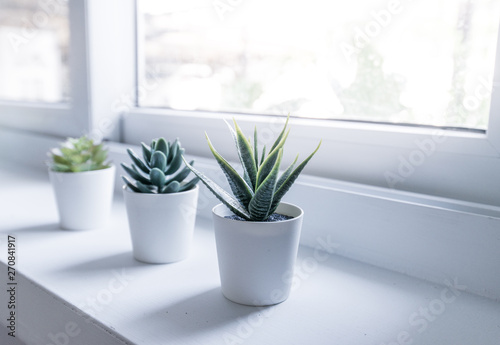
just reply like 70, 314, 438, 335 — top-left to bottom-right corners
49, 166, 116, 230
212, 202, 304, 306
123, 185, 199, 264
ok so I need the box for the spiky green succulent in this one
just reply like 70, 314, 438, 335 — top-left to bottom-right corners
183, 115, 321, 221
121, 138, 199, 194
48, 136, 111, 172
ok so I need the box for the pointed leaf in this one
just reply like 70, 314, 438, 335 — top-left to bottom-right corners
179, 176, 200, 192
168, 139, 179, 164
260, 145, 266, 167
166, 160, 194, 184
248, 149, 282, 221
275, 154, 298, 191
141, 143, 152, 167
255, 130, 288, 188
233, 119, 258, 190
136, 181, 155, 193
183, 157, 251, 220
269, 114, 290, 153
269, 141, 321, 214
253, 127, 259, 168
224, 119, 254, 190
206, 133, 254, 209
121, 176, 141, 193
121, 163, 151, 185
127, 148, 150, 174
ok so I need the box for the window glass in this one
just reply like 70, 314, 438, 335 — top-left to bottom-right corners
0, 0, 70, 103
138, 0, 500, 130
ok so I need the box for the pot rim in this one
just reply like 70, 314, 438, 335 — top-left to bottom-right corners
48, 164, 115, 175
212, 202, 303, 224
122, 183, 199, 196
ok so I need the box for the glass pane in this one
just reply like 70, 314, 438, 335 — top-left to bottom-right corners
0, 0, 70, 103
138, 0, 500, 130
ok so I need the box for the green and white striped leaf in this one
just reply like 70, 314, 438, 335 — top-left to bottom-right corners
248, 148, 283, 221
233, 119, 258, 190
206, 133, 254, 209
255, 130, 288, 188
269, 141, 321, 214
224, 119, 254, 190
182, 157, 251, 220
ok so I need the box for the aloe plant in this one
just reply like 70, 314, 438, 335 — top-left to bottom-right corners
183, 116, 321, 221
48, 136, 111, 172
121, 138, 199, 194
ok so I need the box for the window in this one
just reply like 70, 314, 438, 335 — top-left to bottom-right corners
0, 0, 498, 207
0, 0, 70, 103
137, 0, 500, 130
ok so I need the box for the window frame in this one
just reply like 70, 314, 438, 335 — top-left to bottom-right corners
124, 0, 500, 207
0, 0, 135, 141
0, 0, 499, 207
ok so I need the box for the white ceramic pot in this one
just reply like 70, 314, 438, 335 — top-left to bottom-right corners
49, 165, 116, 230
212, 202, 304, 306
123, 185, 199, 264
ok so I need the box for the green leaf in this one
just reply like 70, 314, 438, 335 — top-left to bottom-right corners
150, 168, 166, 188
155, 138, 168, 158
51, 163, 71, 172
164, 148, 184, 175
179, 176, 200, 192
224, 119, 254, 190
248, 148, 282, 221
127, 148, 150, 174
93, 149, 107, 165
121, 163, 151, 185
168, 139, 179, 164
52, 154, 69, 165
206, 132, 254, 209
260, 145, 266, 167
269, 140, 321, 214
255, 130, 288, 188
253, 127, 259, 169
161, 181, 180, 193
182, 157, 251, 220
151, 151, 167, 171
136, 181, 155, 193
269, 114, 290, 153
121, 176, 140, 193
275, 154, 298, 191
166, 160, 194, 184
233, 119, 258, 191
141, 143, 152, 166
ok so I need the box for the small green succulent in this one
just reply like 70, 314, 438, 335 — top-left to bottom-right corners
183, 115, 321, 221
48, 136, 111, 172
121, 138, 199, 194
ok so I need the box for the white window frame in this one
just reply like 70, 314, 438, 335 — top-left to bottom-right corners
124, 7, 500, 207
0, 0, 499, 208
0, 0, 135, 140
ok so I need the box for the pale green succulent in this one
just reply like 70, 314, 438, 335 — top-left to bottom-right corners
121, 138, 199, 194
183, 115, 321, 221
48, 136, 111, 172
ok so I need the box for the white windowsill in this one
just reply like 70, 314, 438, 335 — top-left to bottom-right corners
1, 153, 500, 344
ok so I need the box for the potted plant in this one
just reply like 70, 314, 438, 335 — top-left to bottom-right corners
48, 136, 115, 230
184, 115, 321, 306
121, 137, 200, 264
